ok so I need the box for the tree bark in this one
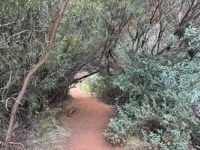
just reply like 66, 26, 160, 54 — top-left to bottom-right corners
4, 0, 69, 149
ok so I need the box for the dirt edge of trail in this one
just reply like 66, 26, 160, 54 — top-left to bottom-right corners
56, 88, 124, 150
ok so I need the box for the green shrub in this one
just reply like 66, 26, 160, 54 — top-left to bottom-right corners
25, 108, 68, 150
105, 56, 200, 149
185, 26, 200, 51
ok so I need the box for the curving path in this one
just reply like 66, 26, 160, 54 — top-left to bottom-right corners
58, 88, 124, 150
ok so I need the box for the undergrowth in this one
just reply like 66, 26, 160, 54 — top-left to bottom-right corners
105, 56, 200, 149
25, 108, 69, 150
105, 25, 200, 150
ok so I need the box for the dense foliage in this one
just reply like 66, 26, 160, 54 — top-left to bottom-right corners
1, 0, 200, 149
0, 0, 56, 128
105, 26, 200, 149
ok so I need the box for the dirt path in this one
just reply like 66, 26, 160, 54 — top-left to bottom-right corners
58, 88, 124, 150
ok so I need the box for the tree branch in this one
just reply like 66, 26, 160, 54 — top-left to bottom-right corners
4, 1, 69, 149
72, 70, 99, 83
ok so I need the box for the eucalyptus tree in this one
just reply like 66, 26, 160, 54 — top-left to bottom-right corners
1, 0, 69, 149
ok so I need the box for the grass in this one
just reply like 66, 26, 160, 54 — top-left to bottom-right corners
25, 108, 70, 150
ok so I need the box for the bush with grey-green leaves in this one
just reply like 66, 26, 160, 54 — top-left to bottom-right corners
105, 55, 200, 149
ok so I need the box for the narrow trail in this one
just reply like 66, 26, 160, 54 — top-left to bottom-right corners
57, 88, 124, 150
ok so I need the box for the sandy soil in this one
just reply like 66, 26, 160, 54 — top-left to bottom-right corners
57, 88, 124, 150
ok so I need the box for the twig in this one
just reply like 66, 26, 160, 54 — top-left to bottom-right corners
0, 55, 12, 103
4, 1, 70, 149
0, 18, 26, 28
9, 142, 26, 150
6, 97, 23, 111
196, 146, 200, 149
5, 98, 10, 111
73, 70, 99, 83
8, 30, 30, 40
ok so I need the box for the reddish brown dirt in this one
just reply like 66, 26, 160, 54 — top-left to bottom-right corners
58, 88, 124, 150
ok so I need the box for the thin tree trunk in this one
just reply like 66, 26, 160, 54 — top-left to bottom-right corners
4, 0, 69, 149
